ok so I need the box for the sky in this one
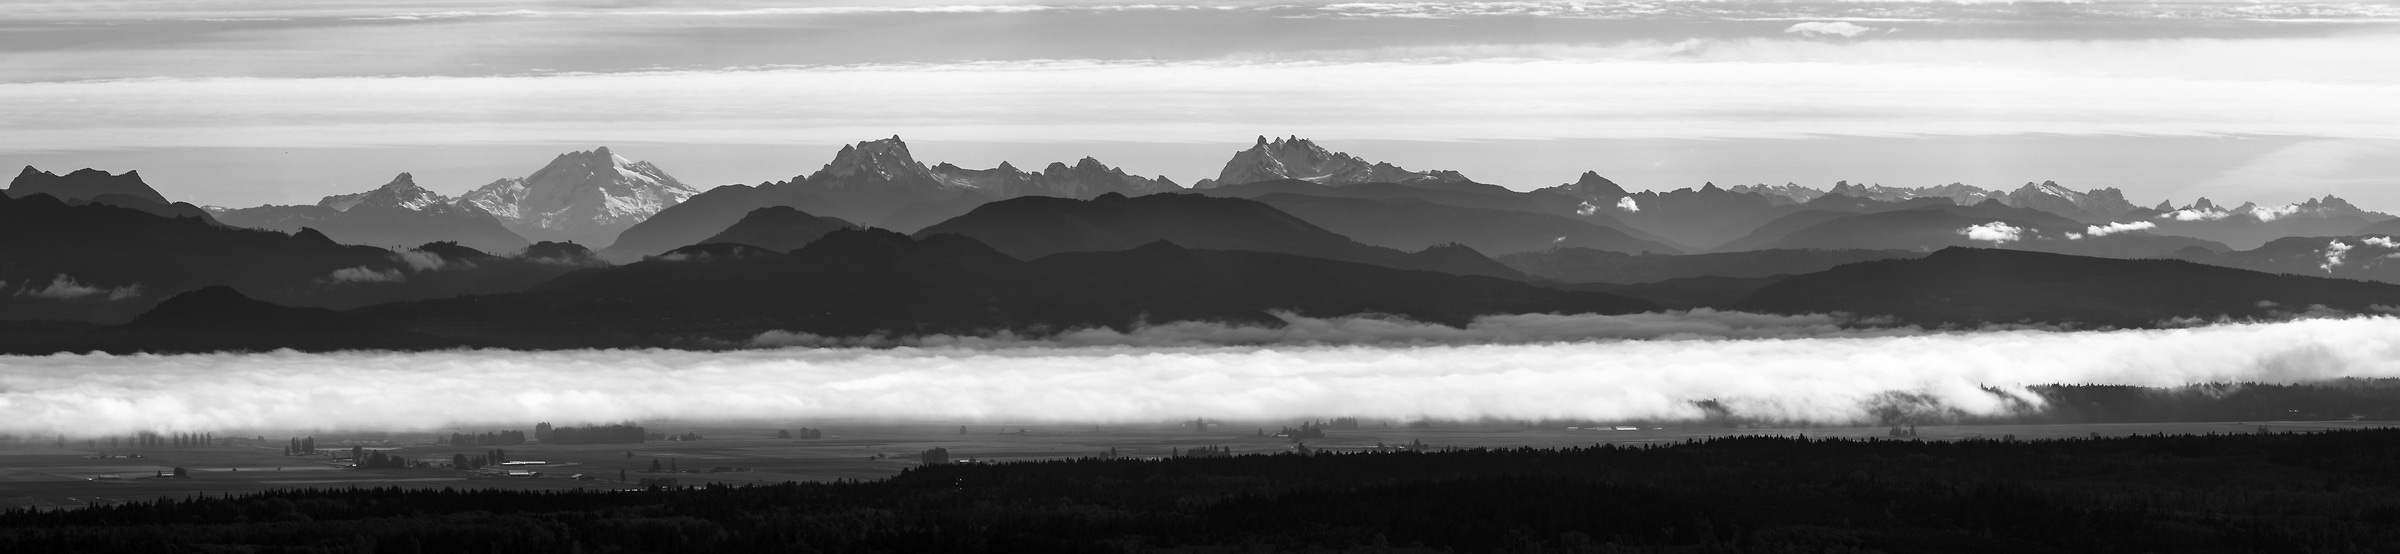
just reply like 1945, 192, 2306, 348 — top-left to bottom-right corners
2, 0, 2396, 209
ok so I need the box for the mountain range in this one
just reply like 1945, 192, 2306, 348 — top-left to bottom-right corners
9, 135, 2400, 353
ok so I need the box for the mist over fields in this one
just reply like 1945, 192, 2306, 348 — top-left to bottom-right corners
8, 314, 2399, 438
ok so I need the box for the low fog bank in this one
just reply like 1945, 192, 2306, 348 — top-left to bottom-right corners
751, 310, 1917, 348
6, 317, 2400, 437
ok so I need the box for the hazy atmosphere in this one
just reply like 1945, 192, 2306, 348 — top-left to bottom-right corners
6, 0, 2397, 208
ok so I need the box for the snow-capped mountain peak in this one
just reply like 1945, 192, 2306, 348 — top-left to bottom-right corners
458, 147, 700, 244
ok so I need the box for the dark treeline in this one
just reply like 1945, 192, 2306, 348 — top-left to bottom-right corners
6, 428, 2400, 552
447, 431, 526, 447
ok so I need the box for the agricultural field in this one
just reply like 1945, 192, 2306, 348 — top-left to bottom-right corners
4, 418, 2388, 511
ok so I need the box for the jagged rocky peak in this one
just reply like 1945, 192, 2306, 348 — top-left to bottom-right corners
317, 172, 451, 211
8, 166, 171, 205
1196, 135, 1472, 188
813, 135, 933, 182
919, 153, 1180, 199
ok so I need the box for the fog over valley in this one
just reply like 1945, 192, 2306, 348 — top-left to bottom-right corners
8, 315, 2399, 438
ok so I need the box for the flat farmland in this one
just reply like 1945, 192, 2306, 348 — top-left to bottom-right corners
4, 418, 2389, 511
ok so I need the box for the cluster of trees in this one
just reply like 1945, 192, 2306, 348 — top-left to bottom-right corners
283, 437, 314, 455
96, 432, 217, 449
920, 447, 949, 465
446, 431, 526, 447
548, 423, 646, 445
1173, 445, 1232, 458
1271, 422, 1326, 440
348, 447, 412, 469
645, 458, 679, 473
4, 428, 2400, 551
448, 449, 517, 470
1326, 417, 1360, 430
777, 428, 823, 440
646, 431, 702, 441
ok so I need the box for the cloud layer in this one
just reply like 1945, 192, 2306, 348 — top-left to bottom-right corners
7, 315, 2400, 437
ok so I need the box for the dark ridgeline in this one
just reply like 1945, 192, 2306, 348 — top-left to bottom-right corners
1498, 247, 1922, 284
1735, 247, 2400, 327
600, 136, 1178, 259
5, 166, 217, 223
356, 228, 1653, 348
917, 192, 1528, 280
6, 428, 2397, 552
209, 172, 533, 254
0, 189, 592, 326
544, 424, 648, 445
9, 138, 2400, 353
694, 206, 858, 252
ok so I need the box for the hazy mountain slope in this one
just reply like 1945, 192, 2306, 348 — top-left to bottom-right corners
599, 183, 829, 260
1500, 248, 1921, 284
696, 206, 858, 252
606, 137, 1176, 255
1246, 193, 1682, 255
1727, 202, 2227, 259
1734, 247, 2400, 327
2144, 196, 2391, 250
210, 173, 531, 254
1190, 177, 1682, 249
913, 192, 1523, 279
361, 229, 1653, 348
2174, 235, 2400, 285
0, 193, 592, 323
1535, 175, 1798, 250
28, 286, 476, 354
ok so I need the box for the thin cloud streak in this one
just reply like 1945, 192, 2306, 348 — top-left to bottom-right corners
6, 316, 2400, 437
4, 47, 2396, 151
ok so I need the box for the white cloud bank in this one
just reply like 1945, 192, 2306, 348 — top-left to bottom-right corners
8, 316, 2400, 437
1784, 22, 1876, 38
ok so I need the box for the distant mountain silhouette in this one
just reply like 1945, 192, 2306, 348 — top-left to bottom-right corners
2143, 196, 2392, 250
0, 192, 591, 324
2356, 217, 2400, 236
1241, 193, 1680, 255
210, 173, 531, 253
1716, 201, 2226, 259
1735, 247, 2400, 327
460, 147, 702, 245
914, 192, 1524, 280
1499, 247, 1920, 284
1193, 136, 1471, 188
1190, 177, 1683, 250
8, 166, 218, 223
603, 137, 1180, 258
2173, 235, 2400, 285
76, 286, 473, 353
362, 229, 1652, 348
1534, 176, 1796, 250
1568, 275, 1788, 310
695, 206, 859, 252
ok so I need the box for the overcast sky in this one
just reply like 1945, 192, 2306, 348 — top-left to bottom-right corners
3, 0, 2395, 209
